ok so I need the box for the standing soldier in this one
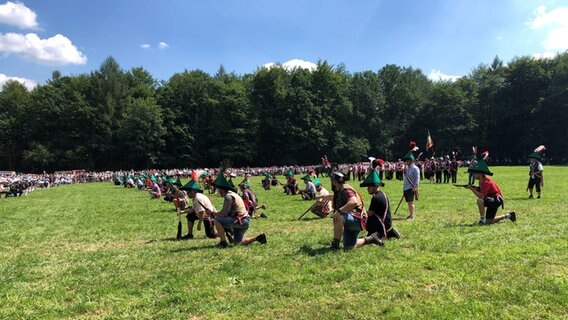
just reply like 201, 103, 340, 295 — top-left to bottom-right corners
443, 156, 451, 184
527, 145, 546, 199
403, 141, 421, 220
450, 157, 459, 184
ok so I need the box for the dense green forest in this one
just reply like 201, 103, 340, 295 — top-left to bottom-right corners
1, 53, 567, 172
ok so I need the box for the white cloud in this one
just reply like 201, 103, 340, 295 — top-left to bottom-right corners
531, 52, 557, 60
0, 1, 38, 29
262, 59, 317, 72
158, 41, 169, 49
140, 43, 151, 49
0, 73, 37, 91
427, 69, 461, 82
0, 32, 87, 65
528, 5, 568, 52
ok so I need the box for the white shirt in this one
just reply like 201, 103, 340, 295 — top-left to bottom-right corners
193, 192, 217, 214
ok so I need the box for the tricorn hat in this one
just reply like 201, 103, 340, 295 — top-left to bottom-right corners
174, 177, 183, 187
300, 174, 312, 181
180, 180, 202, 193
360, 170, 385, 187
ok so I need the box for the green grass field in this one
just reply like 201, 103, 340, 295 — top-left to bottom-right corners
1, 166, 567, 319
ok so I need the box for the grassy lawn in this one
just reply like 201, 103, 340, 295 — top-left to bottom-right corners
1, 166, 567, 319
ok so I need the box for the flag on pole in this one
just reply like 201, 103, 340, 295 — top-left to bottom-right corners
426, 130, 434, 151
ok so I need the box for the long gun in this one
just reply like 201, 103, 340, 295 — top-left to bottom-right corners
297, 202, 317, 220
453, 184, 480, 191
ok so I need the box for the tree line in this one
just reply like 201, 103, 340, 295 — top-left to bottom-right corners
1, 53, 567, 172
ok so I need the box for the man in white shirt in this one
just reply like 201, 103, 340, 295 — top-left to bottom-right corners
402, 144, 420, 220
180, 180, 217, 239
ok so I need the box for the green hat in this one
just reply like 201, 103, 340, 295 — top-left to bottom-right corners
528, 152, 543, 161
313, 177, 322, 187
213, 174, 236, 192
300, 174, 312, 181
403, 151, 415, 161
468, 159, 493, 176
180, 180, 202, 193
150, 176, 157, 182
174, 177, 183, 187
166, 177, 174, 184
285, 170, 294, 177
360, 170, 384, 187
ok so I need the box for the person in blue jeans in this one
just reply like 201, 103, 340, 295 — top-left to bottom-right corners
212, 173, 267, 248
328, 172, 383, 250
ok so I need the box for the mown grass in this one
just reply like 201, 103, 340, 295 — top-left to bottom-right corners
0, 166, 567, 319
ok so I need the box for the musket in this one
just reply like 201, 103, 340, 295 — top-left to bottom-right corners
393, 194, 404, 215
297, 202, 317, 220
453, 184, 480, 191
453, 184, 471, 187
297, 199, 330, 220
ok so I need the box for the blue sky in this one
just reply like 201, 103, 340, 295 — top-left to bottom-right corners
1, 0, 567, 89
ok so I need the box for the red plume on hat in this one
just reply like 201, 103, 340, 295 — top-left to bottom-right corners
481, 150, 489, 160
409, 140, 419, 152
534, 145, 546, 153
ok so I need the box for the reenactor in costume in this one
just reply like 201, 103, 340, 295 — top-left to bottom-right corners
403, 142, 421, 220
468, 146, 478, 185
310, 177, 332, 218
360, 170, 401, 239
212, 174, 267, 248
298, 174, 317, 200
443, 156, 451, 184
461, 158, 516, 225
262, 173, 271, 190
329, 172, 384, 250
395, 160, 404, 180
283, 171, 298, 195
239, 182, 267, 219
450, 157, 458, 184
179, 180, 217, 239
149, 176, 161, 199
527, 145, 546, 199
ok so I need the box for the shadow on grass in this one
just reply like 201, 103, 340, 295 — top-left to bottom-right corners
296, 216, 326, 221
443, 222, 479, 228
145, 237, 197, 243
170, 244, 221, 252
508, 197, 533, 201
299, 244, 335, 256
